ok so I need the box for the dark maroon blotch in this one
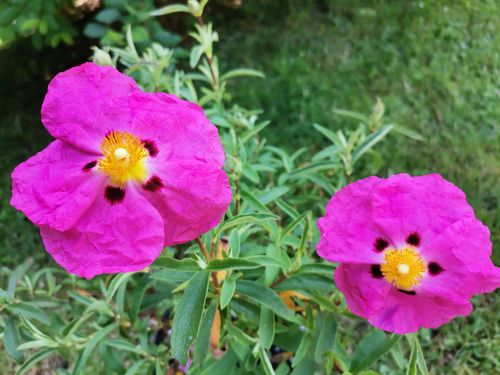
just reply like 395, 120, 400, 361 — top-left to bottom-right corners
142, 140, 159, 157
398, 289, 416, 295
374, 237, 389, 252
428, 262, 444, 275
370, 264, 383, 279
143, 175, 163, 192
82, 160, 97, 171
406, 232, 421, 246
104, 186, 126, 204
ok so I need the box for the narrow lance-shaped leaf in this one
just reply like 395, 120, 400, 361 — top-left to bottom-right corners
171, 271, 210, 365
235, 280, 302, 324
349, 330, 401, 374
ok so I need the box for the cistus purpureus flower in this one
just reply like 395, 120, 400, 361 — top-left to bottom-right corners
317, 173, 500, 334
11, 62, 232, 279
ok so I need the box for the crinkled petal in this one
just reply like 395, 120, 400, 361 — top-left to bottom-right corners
368, 288, 472, 334
334, 264, 391, 317
40, 187, 164, 279
141, 161, 232, 245
11, 140, 104, 231
130, 92, 225, 167
419, 218, 500, 298
336, 264, 472, 334
371, 174, 475, 248
317, 176, 387, 264
42, 62, 139, 153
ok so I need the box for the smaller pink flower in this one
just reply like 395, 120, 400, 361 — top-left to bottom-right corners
11, 62, 232, 279
317, 173, 500, 334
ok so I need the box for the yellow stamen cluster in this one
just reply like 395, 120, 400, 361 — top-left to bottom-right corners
381, 247, 426, 291
98, 131, 148, 186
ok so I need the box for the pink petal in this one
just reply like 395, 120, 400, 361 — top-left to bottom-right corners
336, 264, 472, 334
40, 187, 165, 279
317, 176, 388, 264
419, 218, 500, 298
334, 264, 392, 317
368, 288, 472, 334
41, 62, 139, 154
130, 92, 225, 167
371, 174, 475, 248
127, 91, 231, 245
141, 161, 232, 245
11, 140, 104, 231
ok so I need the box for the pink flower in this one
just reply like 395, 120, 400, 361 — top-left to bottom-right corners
317, 173, 500, 334
11, 62, 232, 279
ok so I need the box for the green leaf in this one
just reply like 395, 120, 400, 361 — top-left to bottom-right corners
349, 331, 401, 374
154, 256, 201, 271
332, 108, 370, 123
286, 161, 340, 177
16, 348, 56, 375
107, 339, 146, 355
172, 271, 210, 365
72, 323, 118, 375
220, 68, 265, 81
220, 276, 236, 309
8, 258, 33, 298
244, 255, 288, 269
314, 312, 337, 362
281, 211, 309, 241
150, 4, 190, 17
292, 332, 312, 367
406, 336, 418, 375
406, 334, 428, 375
95, 9, 121, 24
207, 258, 260, 271
106, 272, 133, 302
214, 213, 279, 238
274, 274, 335, 293
313, 124, 342, 144
275, 199, 300, 220
3, 317, 24, 362
392, 124, 424, 141
241, 189, 271, 213
259, 187, 290, 205
124, 359, 146, 375
235, 280, 302, 324
194, 300, 217, 367
229, 230, 240, 258
258, 306, 275, 350
83, 23, 107, 39
8, 303, 50, 325
352, 125, 393, 162
258, 346, 276, 375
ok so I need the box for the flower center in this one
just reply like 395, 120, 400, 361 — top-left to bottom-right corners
98, 131, 148, 186
380, 247, 426, 291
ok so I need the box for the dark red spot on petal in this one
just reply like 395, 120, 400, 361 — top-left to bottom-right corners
142, 140, 158, 157
374, 238, 389, 252
143, 175, 163, 192
82, 160, 97, 171
398, 289, 416, 295
428, 262, 444, 275
105, 186, 125, 205
370, 264, 383, 278
406, 232, 421, 246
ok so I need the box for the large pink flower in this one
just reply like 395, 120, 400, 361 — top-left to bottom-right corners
11, 62, 232, 279
317, 173, 500, 334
